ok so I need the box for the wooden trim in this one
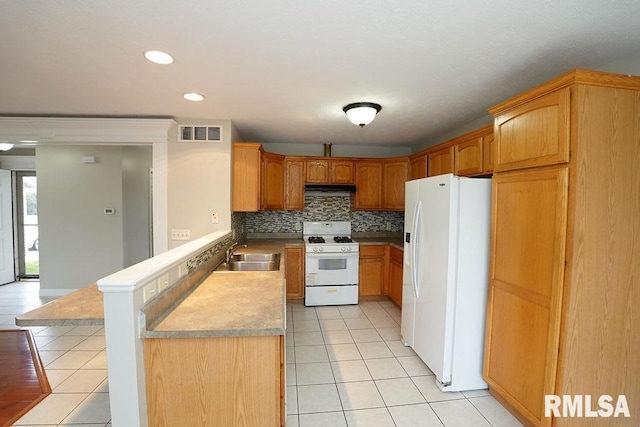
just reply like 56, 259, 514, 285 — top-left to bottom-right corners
488, 69, 640, 116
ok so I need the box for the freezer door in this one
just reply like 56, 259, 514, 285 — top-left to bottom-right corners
413, 174, 458, 385
401, 179, 420, 347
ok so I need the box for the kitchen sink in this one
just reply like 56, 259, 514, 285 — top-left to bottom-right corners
230, 253, 280, 262
225, 253, 280, 271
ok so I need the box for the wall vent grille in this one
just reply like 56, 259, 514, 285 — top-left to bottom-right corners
179, 125, 222, 142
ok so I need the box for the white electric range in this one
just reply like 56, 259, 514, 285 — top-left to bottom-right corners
303, 221, 359, 306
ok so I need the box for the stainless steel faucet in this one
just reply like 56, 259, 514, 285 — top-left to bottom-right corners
225, 242, 247, 264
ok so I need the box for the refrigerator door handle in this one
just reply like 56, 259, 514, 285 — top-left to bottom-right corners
412, 200, 422, 298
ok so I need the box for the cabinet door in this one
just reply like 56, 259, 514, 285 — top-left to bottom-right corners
388, 247, 403, 307
306, 160, 330, 183
482, 131, 495, 173
409, 154, 427, 180
232, 143, 262, 212
330, 160, 354, 184
353, 161, 383, 210
494, 87, 570, 172
383, 159, 409, 210
358, 245, 386, 296
483, 167, 568, 426
454, 137, 483, 176
285, 247, 304, 298
261, 152, 284, 210
284, 158, 305, 210
427, 146, 454, 177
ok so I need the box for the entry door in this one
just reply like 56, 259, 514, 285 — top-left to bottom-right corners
0, 170, 14, 284
16, 172, 38, 278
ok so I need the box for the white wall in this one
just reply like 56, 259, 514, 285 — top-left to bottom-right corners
167, 119, 233, 250
122, 146, 152, 267
414, 49, 640, 153
261, 142, 411, 158
37, 145, 126, 294
597, 49, 640, 75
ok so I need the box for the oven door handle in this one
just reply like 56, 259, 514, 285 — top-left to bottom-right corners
306, 252, 359, 259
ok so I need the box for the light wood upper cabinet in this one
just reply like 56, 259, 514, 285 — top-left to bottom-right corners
353, 160, 383, 210
484, 70, 640, 427
306, 158, 354, 184
493, 87, 570, 172
482, 131, 495, 173
261, 152, 284, 210
306, 159, 330, 183
330, 160, 354, 184
382, 158, 409, 210
232, 143, 262, 212
409, 153, 427, 180
284, 157, 305, 210
427, 145, 455, 177
454, 136, 483, 176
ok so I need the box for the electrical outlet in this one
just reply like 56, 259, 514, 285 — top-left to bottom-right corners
171, 229, 190, 240
143, 282, 157, 303
294, 222, 301, 231
211, 212, 219, 224
386, 222, 392, 231
157, 274, 169, 292
178, 262, 189, 278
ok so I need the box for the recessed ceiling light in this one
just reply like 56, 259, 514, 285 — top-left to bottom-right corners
183, 92, 205, 102
144, 50, 174, 65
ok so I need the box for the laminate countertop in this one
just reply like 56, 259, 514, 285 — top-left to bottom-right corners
144, 240, 295, 338
15, 283, 104, 327
14, 237, 401, 331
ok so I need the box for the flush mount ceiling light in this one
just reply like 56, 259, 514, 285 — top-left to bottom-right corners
0, 143, 14, 151
343, 102, 382, 127
183, 92, 205, 102
144, 50, 174, 65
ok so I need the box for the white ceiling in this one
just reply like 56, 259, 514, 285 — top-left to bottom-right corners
2, 1, 640, 149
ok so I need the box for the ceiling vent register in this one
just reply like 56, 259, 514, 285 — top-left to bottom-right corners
179, 125, 222, 142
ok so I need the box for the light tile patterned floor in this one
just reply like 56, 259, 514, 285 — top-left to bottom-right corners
0, 281, 111, 427
285, 299, 524, 427
2, 281, 523, 426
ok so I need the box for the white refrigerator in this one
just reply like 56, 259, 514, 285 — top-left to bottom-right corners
401, 173, 491, 392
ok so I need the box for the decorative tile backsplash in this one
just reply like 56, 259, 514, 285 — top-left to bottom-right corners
245, 194, 404, 233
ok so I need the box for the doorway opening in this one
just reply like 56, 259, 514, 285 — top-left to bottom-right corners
16, 172, 38, 278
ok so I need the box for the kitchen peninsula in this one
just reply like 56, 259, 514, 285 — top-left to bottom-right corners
142, 241, 289, 426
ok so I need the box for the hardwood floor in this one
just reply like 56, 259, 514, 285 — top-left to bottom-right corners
0, 329, 51, 427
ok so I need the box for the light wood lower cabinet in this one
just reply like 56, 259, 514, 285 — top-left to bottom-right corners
388, 246, 403, 307
358, 245, 387, 296
145, 335, 284, 427
285, 247, 304, 299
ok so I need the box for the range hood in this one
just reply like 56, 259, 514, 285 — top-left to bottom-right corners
305, 184, 357, 193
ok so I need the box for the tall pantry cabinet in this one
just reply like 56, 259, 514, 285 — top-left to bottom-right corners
483, 70, 640, 427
